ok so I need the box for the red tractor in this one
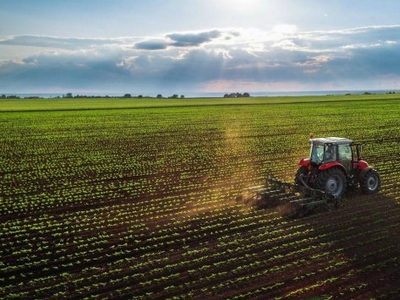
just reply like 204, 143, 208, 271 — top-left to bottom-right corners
295, 137, 380, 197
245, 137, 381, 216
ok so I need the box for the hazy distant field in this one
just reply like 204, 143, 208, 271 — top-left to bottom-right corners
1, 93, 399, 111
1, 95, 400, 298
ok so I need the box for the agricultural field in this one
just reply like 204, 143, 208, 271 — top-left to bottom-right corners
1, 95, 400, 299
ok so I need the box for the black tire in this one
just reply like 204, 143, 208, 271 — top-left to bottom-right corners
294, 166, 309, 185
360, 169, 380, 194
316, 168, 346, 198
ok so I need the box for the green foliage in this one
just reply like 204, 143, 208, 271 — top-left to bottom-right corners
1, 93, 399, 112
1, 95, 400, 298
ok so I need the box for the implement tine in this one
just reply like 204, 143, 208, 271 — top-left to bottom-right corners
267, 176, 293, 193
255, 172, 345, 217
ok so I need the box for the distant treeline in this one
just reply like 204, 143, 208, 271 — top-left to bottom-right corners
224, 92, 250, 98
1, 93, 185, 99
1, 92, 252, 99
3, 91, 396, 100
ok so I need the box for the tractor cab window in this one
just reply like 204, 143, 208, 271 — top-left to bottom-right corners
338, 144, 352, 171
324, 144, 336, 162
311, 143, 337, 164
311, 144, 324, 164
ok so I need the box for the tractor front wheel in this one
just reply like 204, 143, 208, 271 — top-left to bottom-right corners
360, 169, 380, 194
316, 168, 346, 198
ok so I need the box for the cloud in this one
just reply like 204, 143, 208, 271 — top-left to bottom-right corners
133, 30, 229, 50
0, 50, 132, 92
166, 30, 222, 47
1, 25, 400, 94
162, 49, 225, 82
134, 39, 168, 50
0, 35, 127, 50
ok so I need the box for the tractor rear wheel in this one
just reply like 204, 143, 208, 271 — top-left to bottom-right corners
316, 168, 346, 198
360, 169, 380, 194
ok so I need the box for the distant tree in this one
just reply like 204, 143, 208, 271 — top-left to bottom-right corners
138, 95, 143, 98
224, 92, 250, 98
180, 95, 185, 99
65, 93, 73, 98
124, 93, 131, 98
171, 94, 179, 99
1, 94, 5, 99
156, 94, 163, 98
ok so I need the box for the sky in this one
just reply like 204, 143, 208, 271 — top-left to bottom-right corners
1, 0, 400, 97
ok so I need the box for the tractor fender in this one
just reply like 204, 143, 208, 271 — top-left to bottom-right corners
358, 166, 374, 181
355, 159, 369, 170
318, 161, 348, 175
298, 158, 310, 168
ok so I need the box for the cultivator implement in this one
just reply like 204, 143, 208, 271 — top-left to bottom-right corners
242, 175, 342, 217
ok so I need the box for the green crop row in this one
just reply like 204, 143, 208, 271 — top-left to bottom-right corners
1, 96, 400, 299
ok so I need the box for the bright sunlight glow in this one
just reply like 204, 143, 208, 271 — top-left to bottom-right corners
218, 0, 262, 12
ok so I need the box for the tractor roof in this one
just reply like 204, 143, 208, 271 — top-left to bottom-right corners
309, 137, 353, 145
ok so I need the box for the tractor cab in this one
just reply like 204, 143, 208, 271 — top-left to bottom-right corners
309, 137, 354, 172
